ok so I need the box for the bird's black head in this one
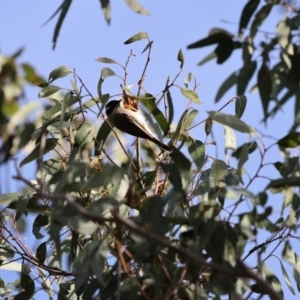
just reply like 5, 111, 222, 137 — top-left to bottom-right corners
105, 100, 122, 116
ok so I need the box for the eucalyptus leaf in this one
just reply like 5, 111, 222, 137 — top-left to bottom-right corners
207, 111, 250, 133
48, 66, 72, 82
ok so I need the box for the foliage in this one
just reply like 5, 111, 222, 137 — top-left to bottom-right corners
187, 0, 300, 125
0, 29, 300, 300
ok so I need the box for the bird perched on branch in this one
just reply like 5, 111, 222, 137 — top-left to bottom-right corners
105, 99, 170, 151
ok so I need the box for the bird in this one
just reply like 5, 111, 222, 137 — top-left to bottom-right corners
105, 99, 170, 151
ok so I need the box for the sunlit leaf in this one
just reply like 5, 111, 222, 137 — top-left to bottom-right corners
39, 85, 62, 98
96, 57, 118, 64
48, 66, 72, 82
124, 0, 150, 15
211, 159, 228, 182
278, 132, 300, 148
180, 88, 202, 104
178, 49, 184, 68
124, 32, 148, 44
99, 0, 111, 24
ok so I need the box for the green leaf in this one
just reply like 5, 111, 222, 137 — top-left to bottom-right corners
235, 95, 247, 118
205, 117, 213, 136
183, 109, 199, 131
166, 90, 174, 134
279, 259, 295, 295
74, 123, 94, 147
250, 4, 273, 39
124, 32, 148, 44
170, 149, 191, 171
215, 40, 235, 64
237, 60, 257, 95
161, 163, 183, 193
140, 93, 168, 132
96, 57, 118, 64
97, 67, 115, 97
7, 102, 41, 135
277, 16, 293, 54
44, 0, 72, 50
273, 156, 298, 178
207, 111, 250, 133
36, 242, 47, 264
48, 66, 72, 82
239, 0, 260, 34
267, 177, 300, 189
258, 63, 272, 117
173, 110, 188, 141
211, 159, 228, 182
98, 93, 110, 116
19, 138, 57, 168
215, 71, 237, 103
187, 139, 205, 170
232, 141, 258, 158
43, 95, 79, 121
278, 132, 300, 148
141, 40, 153, 54
101, 67, 116, 79
0, 192, 22, 206
187, 28, 233, 49
178, 49, 184, 68
142, 170, 156, 190
180, 88, 202, 104
95, 120, 112, 153
14, 273, 35, 300
38, 85, 61, 98
124, 0, 149, 15
237, 144, 249, 183
33, 214, 49, 239
99, 0, 111, 24
197, 51, 217, 66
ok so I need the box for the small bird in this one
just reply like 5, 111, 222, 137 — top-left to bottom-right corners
105, 99, 170, 151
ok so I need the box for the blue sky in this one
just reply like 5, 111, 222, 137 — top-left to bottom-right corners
0, 1, 298, 299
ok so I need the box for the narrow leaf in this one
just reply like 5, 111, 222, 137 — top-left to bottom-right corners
124, 32, 148, 44
250, 4, 272, 39
166, 90, 174, 134
207, 111, 250, 133
235, 95, 247, 118
48, 66, 72, 82
96, 57, 118, 64
278, 132, 300, 148
188, 139, 205, 169
211, 159, 228, 181
36, 242, 47, 264
51, 0, 72, 49
99, 0, 111, 24
124, 0, 150, 15
95, 120, 112, 153
180, 88, 202, 104
178, 49, 184, 68
20, 138, 57, 168
197, 51, 217, 66
239, 0, 260, 34
215, 71, 237, 103
39, 85, 61, 98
